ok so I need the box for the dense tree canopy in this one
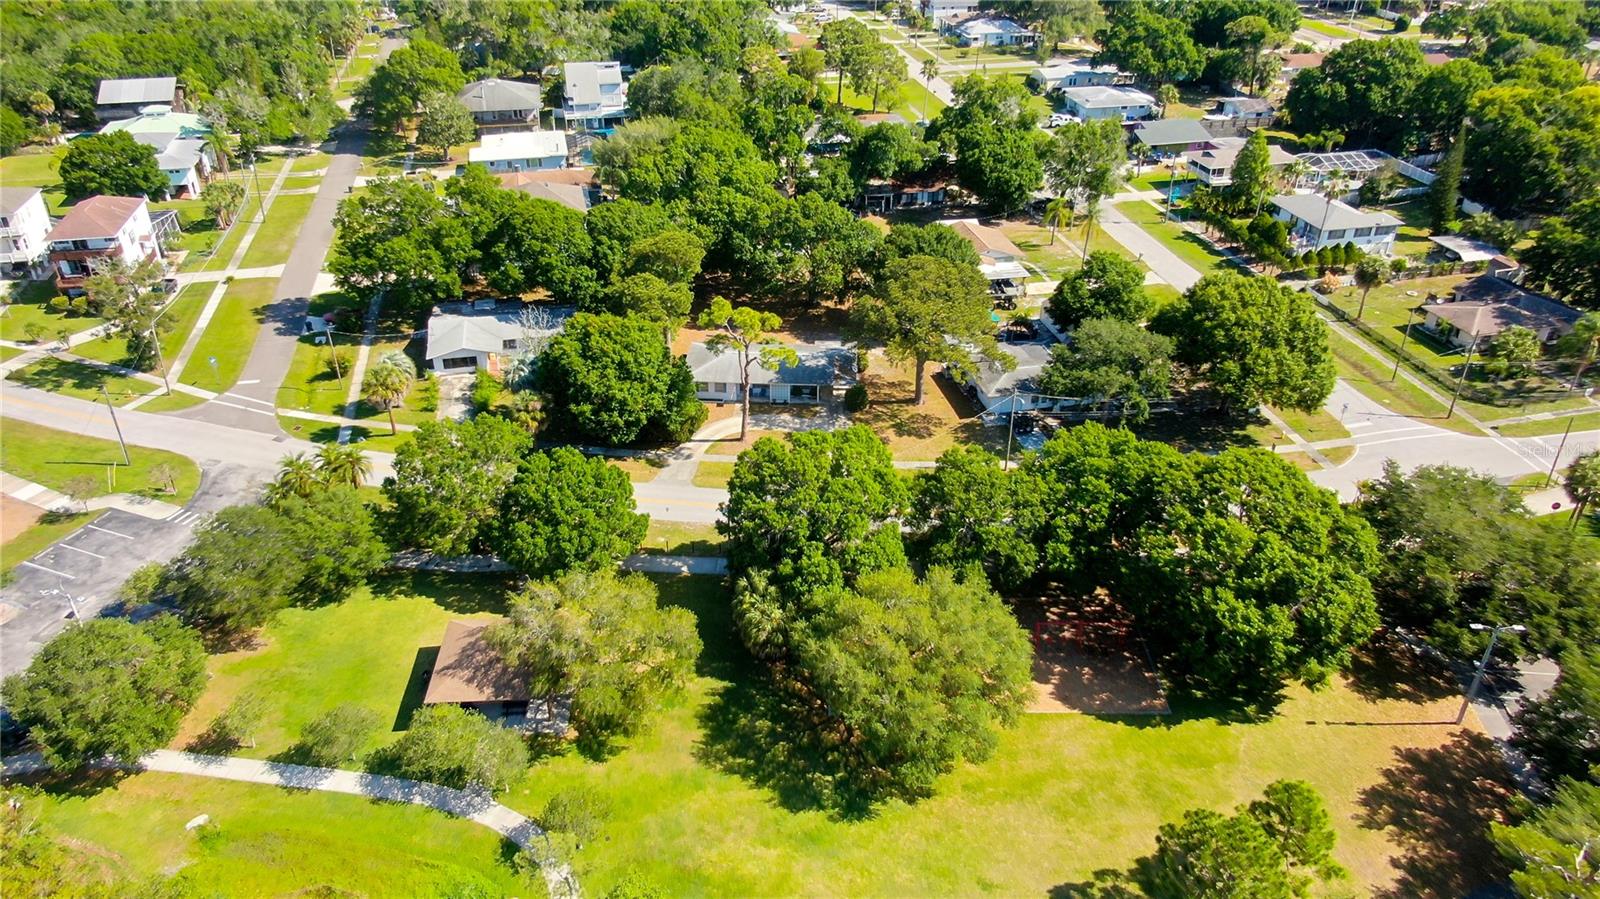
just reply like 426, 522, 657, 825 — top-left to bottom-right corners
536, 312, 706, 446
387, 705, 528, 792
329, 177, 473, 313
1094, 5, 1203, 84
2, 617, 206, 768
1466, 83, 1600, 216
1037, 318, 1174, 424
908, 445, 1044, 591
488, 447, 647, 579
1491, 779, 1600, 898
1512, 645, 1600, 786
928, 75, 1045, 210
1285, 38, 1426, 152
1047, 251, 1150, 328
385, 416, 534, 556
1523, 197, 1600, 309
58, 131, 168, 200
854, 254, 1005, 405
357, 38, 466, 133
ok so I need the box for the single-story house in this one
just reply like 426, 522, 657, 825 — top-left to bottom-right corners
1421, 275, 1582, 349
1270, 194, 1402, 254
965, 341, 1055, 413
496, 168, 602, 213
1205, 97, 1275, 125
687, 340, 858, 405
950, 16, 1036, 47
1278, 52, 1325, 80
96, 76, 181, 122
945, 218, 1028, 305
467, 130, 569, 172
1427, 235, 1501, 264
422, 620, 569, 733
1184, 138, 1297, 187
1133, 119, 1214, 157
457, 78, 542, 133
921, 0, 979, 22
1059, 86, 1156, 122
863, 174, 948, 212
100, 108, 215, 197
423, 301, 574, 374
1031, 61, 1129, 92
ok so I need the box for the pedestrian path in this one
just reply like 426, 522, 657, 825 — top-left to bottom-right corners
336, 292, 385, 444
0, 470, 182, 520
173, 265, 286, 285
1, 749, 578, 899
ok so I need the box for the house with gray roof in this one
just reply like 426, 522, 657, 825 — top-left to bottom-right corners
96, 77, 181, 122
424, 301, 574, 374
687, 340, 857, 405
101, 108, 215, 196
1133, 119, 1213, 157
0, 187, 52, 279
457, 78, 543, 133
1271, 194, 1402, 254
1059, 86, 1156, 122
559, 61, 628, 132
1421, 275, 1582, 349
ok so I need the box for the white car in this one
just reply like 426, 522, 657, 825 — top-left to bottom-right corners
1047, 113, 1079, 128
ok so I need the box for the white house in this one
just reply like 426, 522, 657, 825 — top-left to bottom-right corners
1270, 194, 1402, 254
920, 0, 978, 22
0, 187, 53, 279
560, 61, 628, 132
424, 302, 574, 374
100, 108, 215, 197
1060, 85, 1156, 122
467, 130, 569, 172
95, 77, 181, 122
951, 16, 1036, 47
46, 196, 162, 295
457, 78, 543, 133
945, 218, 1029, 305
1206, 97, 1275, 125
1031, 60, 1128, 92
687, 340, 858, 405
965, 341, 1057, 413
1184, 138, 1297, 187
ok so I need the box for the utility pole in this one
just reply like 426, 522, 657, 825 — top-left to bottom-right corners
1456, 622, 1525, 724
1004, 393, 1018, 470
100, 386, 131, 466
1447, 336, 1478, 419
1546, 415, 1575, 489
1391, 306, 1418, 382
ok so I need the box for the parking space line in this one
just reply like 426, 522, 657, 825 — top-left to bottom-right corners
57, 543, 106, 559
84, 523, 135, 540
19, 561, 74, 579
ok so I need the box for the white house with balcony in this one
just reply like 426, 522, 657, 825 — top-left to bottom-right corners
1060, 85, 1156, 122
1184, 137, 1297, 187
0, 187, 53, 279
467, 130, 569, 172
920, 0, 978, 22
101, 108, 215, 197
559, 61, 628, 133
46, 196, 163, 295
951, 16, 1036, 47
1031, 60, 1129, 92
1270, 194, 1401, 254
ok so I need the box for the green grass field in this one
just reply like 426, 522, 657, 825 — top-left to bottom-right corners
240, 192, 317, 268
1114, 200, 1236, 275
290, 152, 333, 173
692, 460, 735, 488
1, 280, 92, 343
638, 519, 725, 556
1494, 410, 1600, 437
1302, 17, 1361, 39
1327, 327, 1482, 435
179, 278, 275, 392
169, 573, 1509, 898
69, 283, 210, 371
27, 772, 535, 897
821, 73, 946, 123
1272, 405, 1351, 443
5, 357, 157, 406
180, 196, 260, 272
0, 147, 66, 186
0, 417, 200, 502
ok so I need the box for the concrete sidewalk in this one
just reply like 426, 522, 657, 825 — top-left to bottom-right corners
0, 471, 182, 520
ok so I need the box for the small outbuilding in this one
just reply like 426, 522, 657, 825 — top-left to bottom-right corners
422, 619, 569, 733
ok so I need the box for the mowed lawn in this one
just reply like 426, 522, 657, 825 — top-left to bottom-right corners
179, 278, 275, 392
240, 192, 317, 268
29, 772, 532, 897
6, 356, 158, 406
1114, 200, 1238, 275
170, 572, 1511, 898
0, 280, 94, 343
70, 282, 210, 371
0, 417, 200, 502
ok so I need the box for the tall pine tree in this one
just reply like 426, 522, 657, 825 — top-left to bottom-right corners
1428, 122, 1466, 232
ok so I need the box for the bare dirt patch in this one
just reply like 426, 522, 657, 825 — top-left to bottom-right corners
1013, 593, 1169, 716
1, 495, 46, 545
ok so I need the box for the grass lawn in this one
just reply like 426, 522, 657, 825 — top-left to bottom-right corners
276, 291, 366, 416
71, 282, 210, 370
821, 74, 946, 123
240, 193, 317, 268
179, 278, 275, 392
1324, 444, 1357, 465
0, 146, 66, 186
179, 196, 260, 272
1, 509, 101, 580
6, 357, 157, 406
134, 390, 210, 413
27, 772, 534, 897
290, 152, 333, 173
1302, 17, 1361, 39
1494, 410, 1600, 437
1385, 199, 1436, 259
0, 345, 24, 362
280, 414, 414, 455
1272, 405, 1351, 443
853, 353, 1005, 461
1146, 283, 1183, 310
638, 519, 724, 556
1327, 328, 1482, 435
999, 218, 1144, 281
0, 417, 200, 502
692, 460, 735, 489
279, 174, 325, 192
1, 280, 93, 343
609, 456, 664, 483
1114, 200, 1235, 275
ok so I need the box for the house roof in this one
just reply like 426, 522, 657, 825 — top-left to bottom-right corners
1217, 97, 1274, 115
1134, 119, 1213, 148
422, 620, 529, 705
1033, 61, 1123, 84
468, 130, 569, 164
686, 341, 858, 387
457, 78, 542, 113
497, 168, 599, 213
0, 186, 42, 217
1281, 52, 1324, 70
1271, 194, 1401, 231
424, 303, 574, 360
156, 138, 208, 173
955, 16, 1033, 37
970, 341, 1051, 397
564, 61, 623, 105
1061, 85, 1155, 109
100, 109, 209, 139
46, 196, 146, 241
1424, 275, 1582, 338
945, 219, 1022, 261
1185, 142, 1296, 171
855, 112, 907, 126
96, 77, 177, 106
1428, 235, 1500, 263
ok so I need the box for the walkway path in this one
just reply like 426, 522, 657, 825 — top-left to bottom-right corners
2, 749, 578, 898
1097, 200, 1205, 291
0, 470, 182, 520
337, 292, 385, 444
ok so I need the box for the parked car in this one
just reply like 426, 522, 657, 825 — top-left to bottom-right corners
1047, 112, 1079, 129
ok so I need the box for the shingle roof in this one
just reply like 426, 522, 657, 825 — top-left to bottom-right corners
945, 219, 1023, 260
424, 304, 574, 360
422, 620, 529, 705
0, 186, 42, 217
956, 16, 1033, 37
1134, 119, 1212, 148
1186, 143, 1296, 170
564, 61, 623, 106
457, 78, 542, 113
1425, 275, 1582, 339
96, 77, 177, 105
1271, 194, 1401, 231
971, 342, 1051, 396
46, 196, 146, 241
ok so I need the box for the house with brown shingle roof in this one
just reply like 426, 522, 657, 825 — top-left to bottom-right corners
943, 218, 1028, 305
45, 196, 162, 295
1420, 275, 1582, 349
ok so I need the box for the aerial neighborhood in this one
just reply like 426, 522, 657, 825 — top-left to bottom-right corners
2, 1, 1600, 896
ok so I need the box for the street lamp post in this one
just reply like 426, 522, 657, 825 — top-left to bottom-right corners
1455, 622, 1526, 725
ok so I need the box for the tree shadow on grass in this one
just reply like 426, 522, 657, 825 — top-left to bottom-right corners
1357, 730, 1517, 898
1344, 633, 1460, 706
369, 570, 515, 615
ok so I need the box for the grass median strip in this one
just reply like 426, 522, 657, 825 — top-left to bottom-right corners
0, 417, 200, 502
240, 193, 317, 268
180, 278, 275, 393
1113, 200, 1235, 275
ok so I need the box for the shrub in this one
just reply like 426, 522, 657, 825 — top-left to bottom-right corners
387, 704, 528, 791
470, 368, 501, 411
1392, 14, 1410, 31
415, 372, 439, 412
541, 787, 610, 846
843, 382, 869, 412
298, 704, 381, 767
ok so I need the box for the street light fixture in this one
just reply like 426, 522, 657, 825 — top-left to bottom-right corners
1456, 622, 1526, 724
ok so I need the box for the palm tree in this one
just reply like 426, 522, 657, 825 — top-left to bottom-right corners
316, 443, 371, 490
1043, 195, 1072, 246
1080, 196, 1103, 262
361, 362, 412, 435
1156, 84, 1179, 119
919, 57, 939, 124
1352, 253, 1387, 320
1281, 158, 1313, 193
273, 452, 321, 499
1563, 450, 1600, 528
1559, 311, 1600, 392
1315, 167, 1345, 253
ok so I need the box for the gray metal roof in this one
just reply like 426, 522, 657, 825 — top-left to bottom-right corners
457, 78, 541, 113
97, 77, 177, 105
1271, 194, 1401, 231
970, 342, 1050, 396
687, 341, 857, 387
564, 61, 623, 106
425, 305, 574, 360
1134, 119, 1212, 148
